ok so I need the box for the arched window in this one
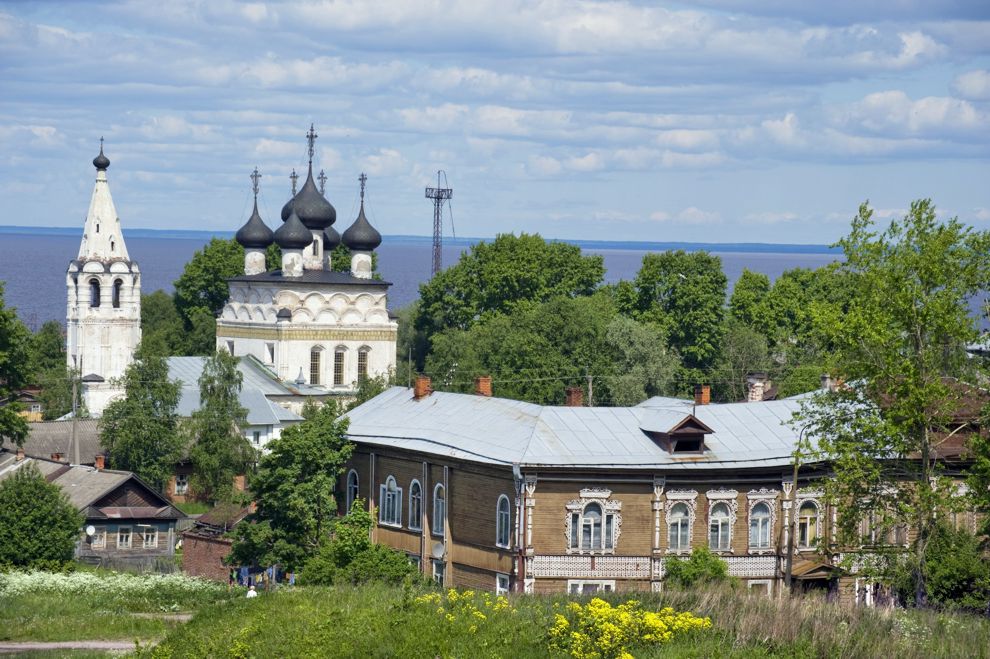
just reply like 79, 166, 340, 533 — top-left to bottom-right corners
310, 347, 322, 385
378, 475, 402, 526
409, 480, 423, 531
89, 279, 100, 307
496, 495, 511, 548
798, 501, 819, 548
345, 470, 359, 512
749, 502, 771, 549
432, 484, 445, 536
709, 502, 731, 551
668, 502, 691, 551
333, 347, 346, 386
112, 279, 122, 308
568, 502, 616, 551
357, 347, 370, 385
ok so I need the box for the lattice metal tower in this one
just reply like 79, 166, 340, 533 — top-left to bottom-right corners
425, 170, 452, 275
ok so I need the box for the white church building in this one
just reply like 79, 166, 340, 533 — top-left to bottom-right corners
66, 141, 141, 415
66, 128, 397, 420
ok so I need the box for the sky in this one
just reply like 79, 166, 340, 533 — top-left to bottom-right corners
0, 1, 988, 244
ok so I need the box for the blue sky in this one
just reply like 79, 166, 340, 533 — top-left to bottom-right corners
1, 1, 988, 244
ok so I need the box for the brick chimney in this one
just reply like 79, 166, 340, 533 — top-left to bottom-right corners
565, 386, 584, 407
474, 375, 493, 397
821, 373, 833, 391
94, 454, 105, 470
746, 372, 769, 402
50, 452, 63, 462
413, 375, 433, 400
693, 384, 711, 406
15, 447, 25, 462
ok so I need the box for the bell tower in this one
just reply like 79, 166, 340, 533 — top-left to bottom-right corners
65, 139, 141, 415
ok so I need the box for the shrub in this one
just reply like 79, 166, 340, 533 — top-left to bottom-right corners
548, 597, 712, 658
0, 463, 83, 569
891, 523, 990, 613
664, 547, 730, 588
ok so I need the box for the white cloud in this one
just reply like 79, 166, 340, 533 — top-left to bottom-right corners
677, 207, 722, 224
833, 90, 987, 138
528, 155, 562, 176
360, 148, 407, 177
743, 211, 799, 224
953, 69, 990, 100
972, 207, 990, 222
566, 152, 603, 172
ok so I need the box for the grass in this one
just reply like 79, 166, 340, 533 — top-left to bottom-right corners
174, 501, 211, 515
141, 582, 990, 659
0, 570, 237, 644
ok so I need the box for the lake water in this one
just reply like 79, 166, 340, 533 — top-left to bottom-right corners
0, 232, 836, 330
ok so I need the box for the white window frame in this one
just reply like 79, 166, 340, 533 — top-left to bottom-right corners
378, 475, 402, 527
668, 502, 692, 553
496, 573, 510, 595
432, 484, 445, 537
432, 559, 445, 585
564, 489, 622, 555
117, 526, 132, 550
496, 494, 511, 548
409, 479, 423, 531
797, 500, 820, 549
747, 579, 773, 597
346, 469, 359, 512
142, 527, 158, 549
175, 474, 189, 496
708, 502, 732, 551
749, 502, 772, 550
91, 526, 106, 549
567, 579, 615, 595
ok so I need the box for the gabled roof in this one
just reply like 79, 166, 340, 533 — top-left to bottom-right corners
22, 419, 103, 463
344, 387, 816, 470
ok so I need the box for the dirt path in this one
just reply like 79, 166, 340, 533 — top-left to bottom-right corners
0, 640, 140, 653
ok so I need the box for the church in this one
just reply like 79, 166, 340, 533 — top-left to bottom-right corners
67, 128, 397, 418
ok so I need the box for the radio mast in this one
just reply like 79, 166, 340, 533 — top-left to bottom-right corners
425, 170, 452, 276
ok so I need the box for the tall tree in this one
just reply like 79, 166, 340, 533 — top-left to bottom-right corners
0, 463, 83, 568
28, 320, 65, 376
414, 233, 605, 363
728, 269, 771, 332
629, 250, 727, 381
100, 348, 184, 492
0, 282, 31, 448
172, 238, 244, 355
141, 290, 186, 356
711, 318, 771, 403
188, 350, 253, 503
602, 315, 681, 406
797, 200, 990, 607
228, 403, 353, 570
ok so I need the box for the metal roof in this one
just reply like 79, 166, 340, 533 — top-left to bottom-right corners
344, 387, 817, 470
167, 356, 303, 426
23, 419, 103, 463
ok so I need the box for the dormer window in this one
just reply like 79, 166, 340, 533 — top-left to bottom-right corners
642, 413, 713, 454
672, 436, 705, 453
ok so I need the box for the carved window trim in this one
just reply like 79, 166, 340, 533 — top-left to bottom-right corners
796, 494, 823, 549
564, 488, 622, 555
664, 489, 697, 555
706, 489, 738, 554
746, 488, 778, 554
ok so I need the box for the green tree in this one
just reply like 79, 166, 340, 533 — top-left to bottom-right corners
100, 349, 184, 492
187, 350, 254, 503
0, 462, 83, 568
630, 250, 727, 379
0, 282, 31, 448
664, 547, 730, 588
229, 403, 353, 570
891, 524, 990, 613
728, 269, 770, 331
172, 238, 244, 355
601, 315, 681, 406
796, 200, 990, 607
141, 290, 186, 356
35, 366, 84, 421
28, 320, 65, 376
711, 318, 770, 402
414, 234, 604, 367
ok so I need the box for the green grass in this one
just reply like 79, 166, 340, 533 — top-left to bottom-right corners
143, 583, 990, 659
174, 501, 211, 515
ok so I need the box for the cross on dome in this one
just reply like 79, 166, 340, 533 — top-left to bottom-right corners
359, 172, 367, 203
250, 167, 261, 199
290, 169, 298, 195
306, 124, 317, 164
318, 169, 327, 195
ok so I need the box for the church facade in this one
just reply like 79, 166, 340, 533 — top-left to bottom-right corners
216, 127, 396, 395
65, 142, 141, 415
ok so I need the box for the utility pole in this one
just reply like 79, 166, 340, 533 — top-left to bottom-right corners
71, 356, 80, 466
425, 171, 452, 276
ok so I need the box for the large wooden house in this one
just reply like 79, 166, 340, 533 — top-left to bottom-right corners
340, 376, 981, 602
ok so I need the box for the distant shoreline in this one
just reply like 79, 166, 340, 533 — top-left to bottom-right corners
0, 225, 840, 255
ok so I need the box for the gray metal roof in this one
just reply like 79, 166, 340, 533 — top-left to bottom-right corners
344, 387, 817, 470
167, 356, 303, 426
23, 419, 103, 463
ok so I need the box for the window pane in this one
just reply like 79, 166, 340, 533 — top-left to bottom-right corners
334, 351, 345, 386
570, 513, 579, 548
604, 515, 613, 549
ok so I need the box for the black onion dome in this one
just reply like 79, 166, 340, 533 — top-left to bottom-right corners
341, 203, 382, 251
292, 168, 336, 230
274, 209, 312, 249
281, 196, 294, 222
323, 225, 341, 249
235, 201, 275, 249
93, 144, 110, 170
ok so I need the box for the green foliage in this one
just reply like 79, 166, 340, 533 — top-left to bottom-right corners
415, 233, 604, 366
711, 318, 770, 402
728, 269, 770, 330
27, 320, 65, 376
601, 315, 681, 406
229, 403, 353, 570
629, 250, 727, 377
99, 351, 184, 492
187, 351, 254, 503
172, 238, 244, 355
0, 282, 31, 448
141, 289, 187, 356
797, 200, 990, 606
0, 463, 83, 568
348, 372, 391, 410
35, 366, 84, 420
663, 548, 730, 588
891, 524, 990, 613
